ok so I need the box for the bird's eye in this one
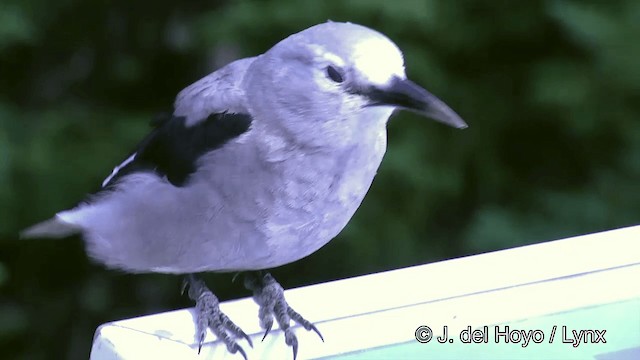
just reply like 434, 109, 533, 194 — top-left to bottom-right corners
325, 65, 344, 83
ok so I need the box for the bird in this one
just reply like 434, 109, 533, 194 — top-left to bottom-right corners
21, 21, 467, 359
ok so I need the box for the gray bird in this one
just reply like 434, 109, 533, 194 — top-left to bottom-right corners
22, 21, 467, 359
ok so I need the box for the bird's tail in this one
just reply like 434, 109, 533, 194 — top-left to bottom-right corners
20, 216, 81, 239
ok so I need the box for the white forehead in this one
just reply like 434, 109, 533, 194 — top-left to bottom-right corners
275, 22, 406, 86
349, 36, 405, 85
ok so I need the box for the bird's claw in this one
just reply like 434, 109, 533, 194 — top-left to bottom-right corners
236, 327, 254, 348
236, 346, 248, 360
184, 275, 252, 357
261, 322, 272, 342
246, 272, 322, 359
309, 323, 324, 342
224, 339, 249, 360
288, 306, 324, 342
292, 340, 298, 360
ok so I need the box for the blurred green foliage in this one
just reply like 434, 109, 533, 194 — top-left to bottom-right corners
1, 0, 639, 359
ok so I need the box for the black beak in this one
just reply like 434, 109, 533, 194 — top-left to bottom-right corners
366, 76, 468, 129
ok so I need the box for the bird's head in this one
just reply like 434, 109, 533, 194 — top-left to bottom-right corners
244, 22, 467, 148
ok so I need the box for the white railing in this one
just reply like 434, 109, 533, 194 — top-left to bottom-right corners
90, 225, 640, 359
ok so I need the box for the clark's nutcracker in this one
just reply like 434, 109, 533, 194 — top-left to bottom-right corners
22, 22, 467, 359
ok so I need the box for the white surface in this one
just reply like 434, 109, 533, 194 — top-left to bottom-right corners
90, 225, 640, 359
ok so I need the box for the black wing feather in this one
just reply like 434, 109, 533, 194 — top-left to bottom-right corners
103, 112, 252, 188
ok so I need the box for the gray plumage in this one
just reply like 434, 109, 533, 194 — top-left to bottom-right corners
22, 22, 466, 275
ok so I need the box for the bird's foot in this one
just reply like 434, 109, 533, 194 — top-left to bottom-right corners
182, 274, 253, 359
244, 272, 324, 360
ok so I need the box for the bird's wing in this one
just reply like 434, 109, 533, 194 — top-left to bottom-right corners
22, 57, 257, 239
174, 57, 256, 125
101, 112, 252, 188
101, 57, 256, 188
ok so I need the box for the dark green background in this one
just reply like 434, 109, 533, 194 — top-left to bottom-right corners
1, 0, 638, 359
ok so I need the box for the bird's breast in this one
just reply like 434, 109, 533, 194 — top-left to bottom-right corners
251, 127, 388, 268
190, 112, 390, 271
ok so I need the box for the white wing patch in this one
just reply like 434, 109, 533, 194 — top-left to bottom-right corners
101, 153, 137, 188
